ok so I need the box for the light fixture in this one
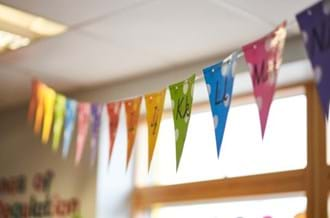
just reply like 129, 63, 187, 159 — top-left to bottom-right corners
0, 3, 67, 53
0, 30, 30, 51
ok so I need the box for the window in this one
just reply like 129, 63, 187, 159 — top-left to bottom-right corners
132, 83, 329, 218
135, 95, 307, 187
152, 196, 306, 218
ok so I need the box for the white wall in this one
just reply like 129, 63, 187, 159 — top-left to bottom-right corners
96, 109, 135, 218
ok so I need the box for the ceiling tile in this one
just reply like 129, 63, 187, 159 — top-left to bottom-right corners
216, 0, 319, 25
0, 0, 152, 26
81, 0, 272, 66
0, 29, 171, 89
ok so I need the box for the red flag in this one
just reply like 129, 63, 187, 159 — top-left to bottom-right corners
107, 102, 122, 162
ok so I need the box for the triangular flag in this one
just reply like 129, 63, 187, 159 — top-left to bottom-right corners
62, 99, 77, 158
75, 103, 91, 165
169, 74, 195, 170
296, 1, 330, 119
107, 102, 122, 162
28, 80, 40, 122
144, 89, 166, 170
90, 104, 103, 166
203, 52, 238, 158
41, 86, 56, 144
52, 94, 66, 151
34, 82, 47, 134
242, 22, 287, 138
125, 97, 142, 169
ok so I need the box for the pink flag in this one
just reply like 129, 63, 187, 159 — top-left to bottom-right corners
242, 22, 287, 138
75, 103, 91, 165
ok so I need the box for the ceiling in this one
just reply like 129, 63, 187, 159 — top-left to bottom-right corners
0, 0, 318, 110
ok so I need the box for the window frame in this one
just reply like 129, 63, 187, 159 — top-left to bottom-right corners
131, 82, 328, 218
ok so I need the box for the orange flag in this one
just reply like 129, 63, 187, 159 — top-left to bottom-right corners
144, 90, 166, 170
107, 102, 122, 162
34, 83, 47, 134
125, 97, 142, 168
28, 80, 40, 122
41, 86, 56, 144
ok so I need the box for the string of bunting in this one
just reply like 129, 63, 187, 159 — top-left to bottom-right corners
27, 0, 330, 170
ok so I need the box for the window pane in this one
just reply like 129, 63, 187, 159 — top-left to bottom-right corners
136, 95, 307, 186
152, 196, 306, 218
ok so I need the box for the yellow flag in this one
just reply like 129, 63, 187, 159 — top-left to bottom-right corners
34, 83, 46, 134
144, 89, 166, 170
41, 87, 56, 144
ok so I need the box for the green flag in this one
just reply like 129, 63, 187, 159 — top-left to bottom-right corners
52, 94, 66, 151
169, 74, 195, 170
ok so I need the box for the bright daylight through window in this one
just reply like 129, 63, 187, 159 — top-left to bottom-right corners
136, 94, 307, 186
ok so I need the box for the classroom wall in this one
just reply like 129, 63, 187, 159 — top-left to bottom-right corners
0, 106, 96, 218
95, 109, 135, 218
0, 97, 135, 218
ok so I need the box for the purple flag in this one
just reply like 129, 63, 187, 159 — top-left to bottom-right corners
90, 104, 103, 166
297, 1, 330, 118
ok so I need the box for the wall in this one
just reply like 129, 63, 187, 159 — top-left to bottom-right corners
95, 109, 135, 218
0, 106, 96, 218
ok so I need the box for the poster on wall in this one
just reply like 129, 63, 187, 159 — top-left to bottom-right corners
0, 170, 82, 218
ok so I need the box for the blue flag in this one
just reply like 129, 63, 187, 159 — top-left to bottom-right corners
62, 99, 77, 158
203, 52, 238, 158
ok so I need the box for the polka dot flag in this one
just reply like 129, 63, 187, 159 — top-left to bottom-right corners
203, 52, 238, 158
169, 74, 195, 171
242, 22, 287, 138
297, 1, 330, 119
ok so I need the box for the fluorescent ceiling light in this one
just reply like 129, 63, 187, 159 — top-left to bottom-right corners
0, 30, 30, 51
0, 3, 67, 53
0, 4, 67, 36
